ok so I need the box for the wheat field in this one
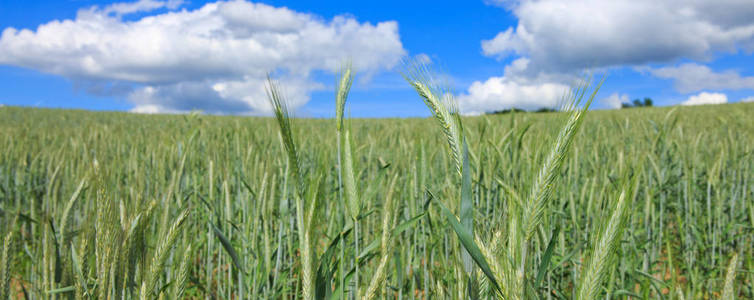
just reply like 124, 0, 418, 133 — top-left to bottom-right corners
0, 73, 752, 299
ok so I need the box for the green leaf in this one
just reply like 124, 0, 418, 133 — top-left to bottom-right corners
534, 225, 561, 290
430, 190, 502, 295
210, 222, 246, 274
391, 212, 426, 236
46, 286, 75, 294
47, 219, 62, 283
359, 212, 426, 263
613, 289, 642, 298
358, 238, 380, 260
315, 228, 352, 299
459, 139, 474, 275
70, 243, 87, 296
328, 268, 355, 300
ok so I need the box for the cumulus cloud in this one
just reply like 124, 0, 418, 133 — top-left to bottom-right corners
0, 0, 405, 114
456, 56, 583, 114
681, 92, 728, 106
457, 75, 568, 115
602, 93, 629, 109
461, 0, 754, 113
482, 0, 754, 76
741, 96, 754, 103
649, 63, 754, 93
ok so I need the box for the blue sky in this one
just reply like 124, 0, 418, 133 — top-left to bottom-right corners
1, 0, 753, 117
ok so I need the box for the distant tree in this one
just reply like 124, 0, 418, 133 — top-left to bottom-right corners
622, 97, 653, 108
487, 107, 557, 115
534, 107, 557, 113
487, 108, 525, 115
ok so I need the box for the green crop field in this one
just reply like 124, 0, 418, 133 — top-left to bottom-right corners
0, 72, 752, 299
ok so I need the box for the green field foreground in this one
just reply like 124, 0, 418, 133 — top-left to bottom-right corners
0, 102, 752, 299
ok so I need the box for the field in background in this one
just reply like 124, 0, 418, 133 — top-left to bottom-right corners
0, 103, 752, 299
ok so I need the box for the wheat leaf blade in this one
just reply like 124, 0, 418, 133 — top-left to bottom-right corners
211, 222, 246, 274
432, 191, 502, 295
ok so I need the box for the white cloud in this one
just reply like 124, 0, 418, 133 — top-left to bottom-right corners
602, 93, 629, 109
456, 54, 589, 114
457, 75, 569, 115
0, 0, 405, 114
741, 96, 754, 103
649, 63, 754, 93
482, 0, 754, 76
681, 92, 727, 106
463, 0, 754, 111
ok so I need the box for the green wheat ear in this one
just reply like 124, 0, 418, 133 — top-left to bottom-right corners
362, 174, 399, 300
171, 243, 193, 299
335, 64, 360, 221
401, 58, 463, 176
576, 188, 632, 300
520, 76, 604, 242
266, 74, 315, 300
336, 62, 353, 132
722, 252, 739, 300
140, 208, 190, 300
266, 74, 303, 192
500, 76, 603, 299
0, 230, 13, 300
